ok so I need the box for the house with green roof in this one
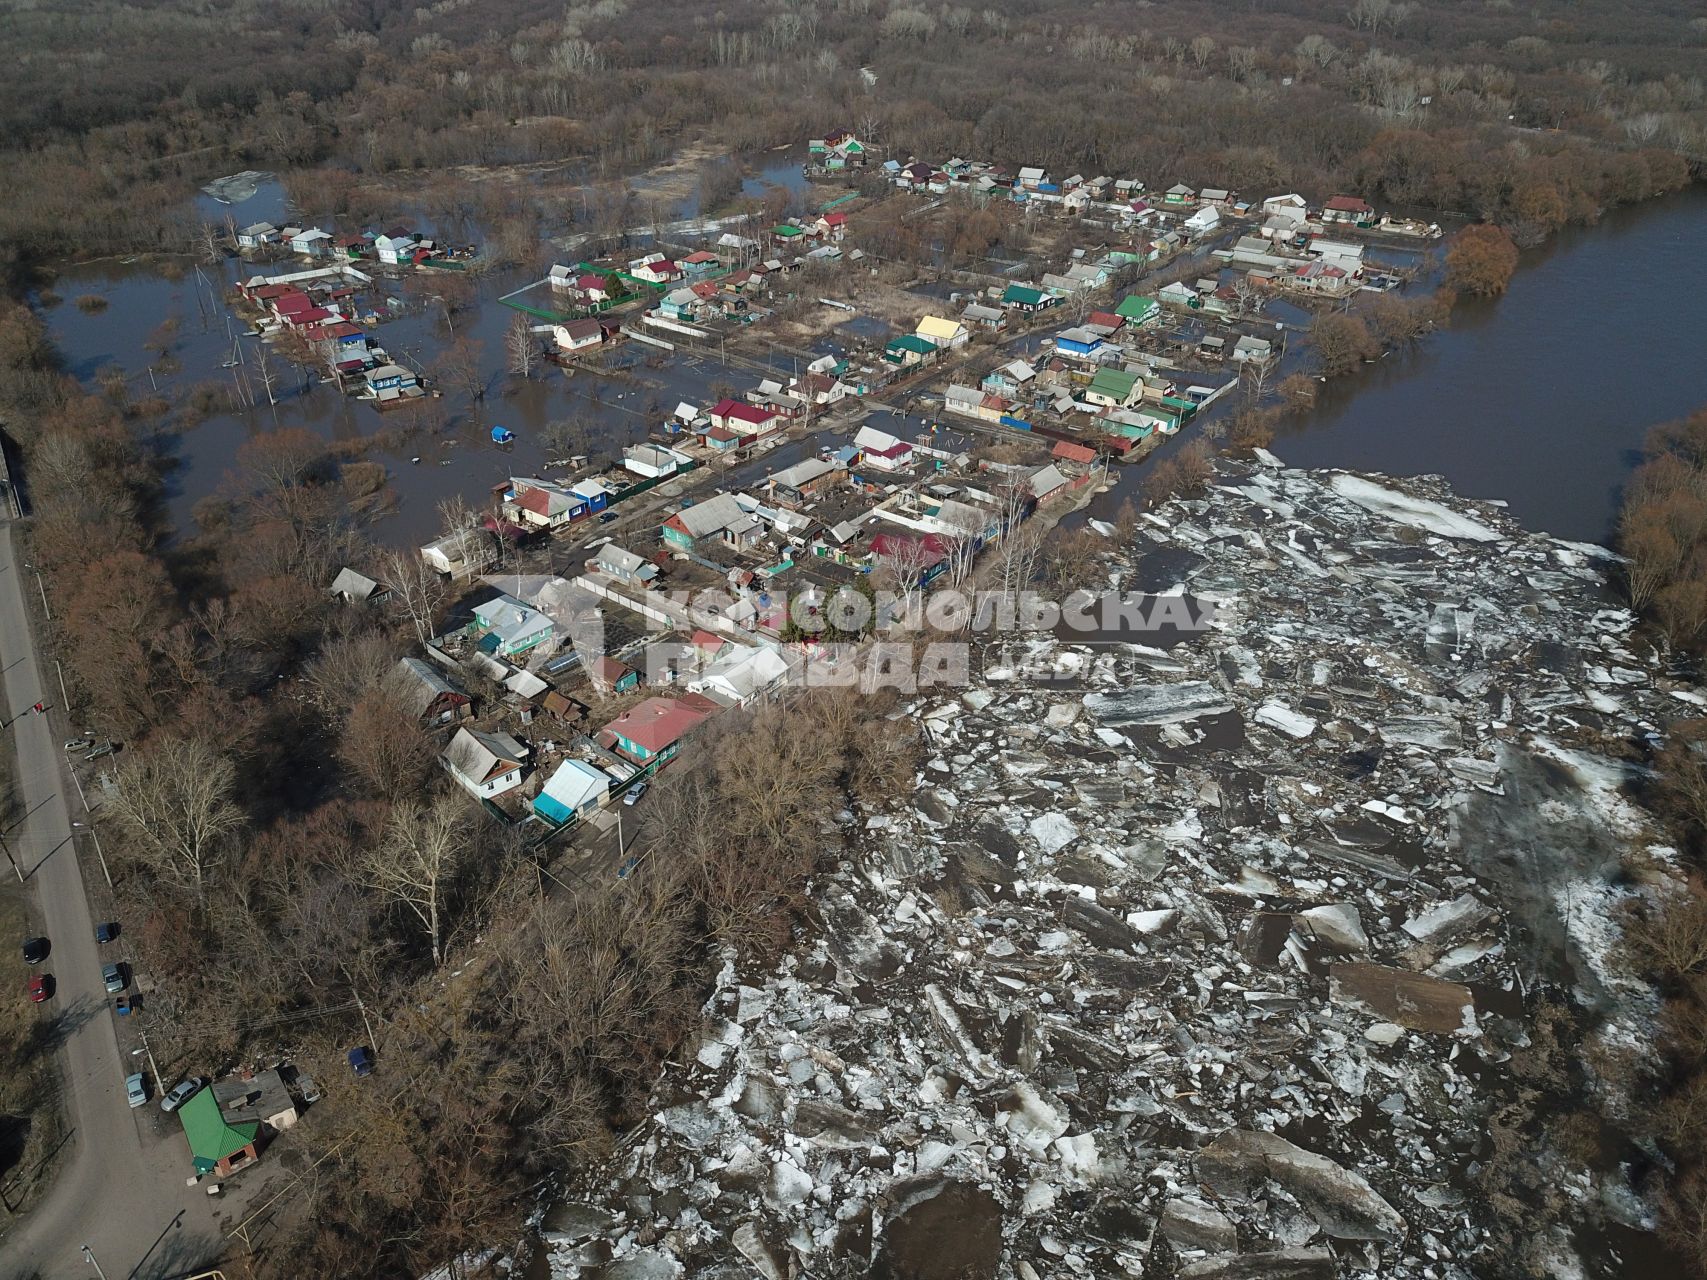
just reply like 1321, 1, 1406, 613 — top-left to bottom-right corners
179, 1087, 260, 1177
1114, 294, 1159, 327
1086, 366, 1141, 408
883, 334, 940, 367
1001, 284, 1057, 313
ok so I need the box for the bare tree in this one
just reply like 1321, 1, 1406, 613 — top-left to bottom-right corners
505, 313, 537, 380
993, 479, 1039, 606
364, 792, 471, 966
108, 736, 247, 903
382, 549, 449, 645
305, 631, 400, 715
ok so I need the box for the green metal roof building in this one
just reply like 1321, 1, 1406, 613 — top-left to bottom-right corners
1115, 294, 1159, 324
1088, 367, 1140, 404
179, 1088, 260, 1176
1002, 284, 1049, 309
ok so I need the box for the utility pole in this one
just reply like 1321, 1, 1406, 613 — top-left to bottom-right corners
81, 1245, 109, 1279
136, 1029, 164, 1093
0, 830, 22, 884
22, 562, 48, 619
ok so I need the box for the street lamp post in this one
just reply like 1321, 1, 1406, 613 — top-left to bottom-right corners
81, 1245, 109, 1280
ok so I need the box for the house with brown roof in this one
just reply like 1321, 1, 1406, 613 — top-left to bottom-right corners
599, 693, 719, 765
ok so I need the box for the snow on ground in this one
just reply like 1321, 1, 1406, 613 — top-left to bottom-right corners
542, 460, 1679, 1280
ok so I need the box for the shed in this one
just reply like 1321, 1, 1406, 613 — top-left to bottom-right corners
532, 759, 612, 826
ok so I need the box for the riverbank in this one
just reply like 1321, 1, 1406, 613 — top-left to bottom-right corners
1272, 186, 1707, 546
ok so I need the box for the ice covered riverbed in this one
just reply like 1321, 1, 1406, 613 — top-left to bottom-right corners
535, 458, 1682, 1280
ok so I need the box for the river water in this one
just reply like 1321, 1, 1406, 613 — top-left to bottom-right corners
1274, 187, 1707, 545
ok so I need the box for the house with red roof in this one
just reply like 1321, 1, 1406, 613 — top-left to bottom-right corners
1322, 194, 1375, 224
1052, 439, 1098, 465
599, 693, 719, 765
591, 655, 640, 695
708, 399, 778, 437
630, 259, 684, 285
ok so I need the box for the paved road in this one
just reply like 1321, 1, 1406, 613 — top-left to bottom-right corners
0, 526, 217, 1280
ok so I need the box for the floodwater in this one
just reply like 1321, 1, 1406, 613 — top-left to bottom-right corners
35, 173, 808, 545
1275, 187, 1707, 545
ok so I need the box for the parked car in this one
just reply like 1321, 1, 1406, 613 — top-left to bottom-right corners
95, 921, 118, 944
622, 781, 648, 806
27, 974, 50, 1003
160, 1076, 207, 1113
347, 1046, 374, 1077
21, 937, 48, 965
84, 742, 116, 762
124, 1072, 148, 1108
63, 737, 93, 753
101, 962, 127, 994
598, 510, 618, 523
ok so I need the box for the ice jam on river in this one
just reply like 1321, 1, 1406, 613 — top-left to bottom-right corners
534, 455, 1680, 1280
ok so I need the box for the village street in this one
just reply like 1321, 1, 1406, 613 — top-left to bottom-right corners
0, 525, 219, 1280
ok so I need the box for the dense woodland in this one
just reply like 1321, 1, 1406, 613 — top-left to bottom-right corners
1, 0, 1704, 275
1, 0, 1705, 1273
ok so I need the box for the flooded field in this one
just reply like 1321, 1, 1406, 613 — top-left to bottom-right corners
37, 172, 828, 546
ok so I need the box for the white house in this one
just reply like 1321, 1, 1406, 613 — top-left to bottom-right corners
630, 259, 683, 285
1262, 193, 1309, 219
1183, 206, 1221, 237
623, 443, 686, 480
442, 728, 529, 799
420, 528, 494, 578
374, 234, 418, 266
1231, 334, 1275, 364
532, 758, 612, 825
237, 222, 279, 249
689, 646, 791, 708
854, 424, 914, 471
290, 228, 332, 258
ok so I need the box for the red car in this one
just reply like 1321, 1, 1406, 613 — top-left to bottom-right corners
27, 974, 50, 1003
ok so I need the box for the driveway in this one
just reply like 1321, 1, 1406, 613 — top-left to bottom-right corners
0, 525, 219, 1279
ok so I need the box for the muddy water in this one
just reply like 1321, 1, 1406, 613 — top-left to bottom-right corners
1275, 187, 1707, 545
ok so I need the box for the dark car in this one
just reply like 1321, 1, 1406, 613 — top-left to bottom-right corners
27, 974, 50, 1003
598, 511, 618, 523
95, 922, 118, 944
348, 1046, 374, 1077
21, 937, 48, 965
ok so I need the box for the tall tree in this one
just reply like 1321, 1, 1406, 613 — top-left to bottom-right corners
109, 736, 246, 904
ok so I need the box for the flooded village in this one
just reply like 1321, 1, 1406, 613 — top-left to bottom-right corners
19, 136, 1459, 844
